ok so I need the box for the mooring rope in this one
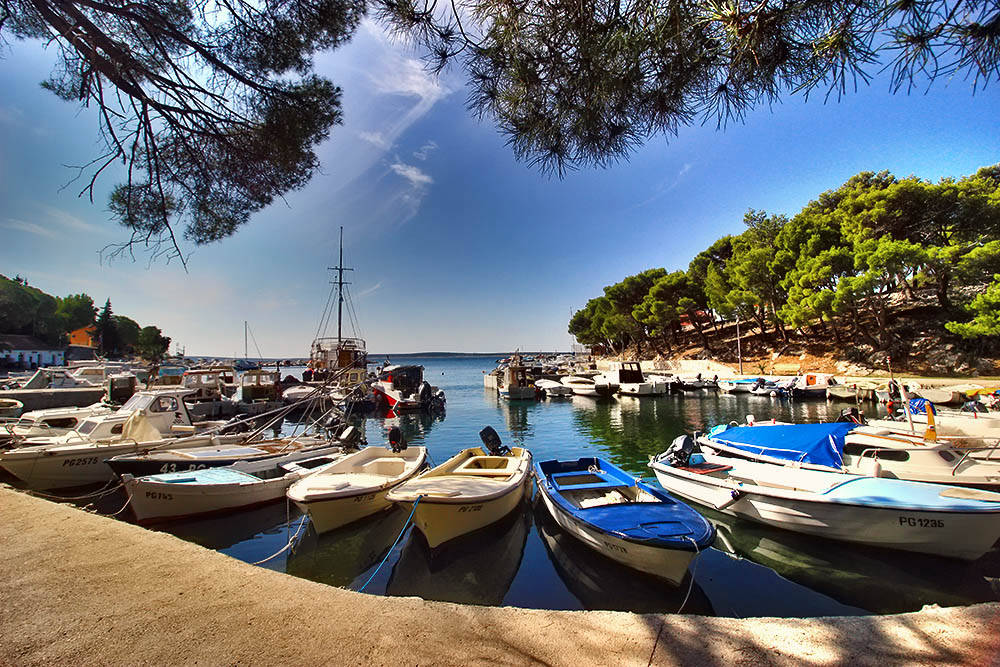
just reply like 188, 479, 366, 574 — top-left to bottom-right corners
252, 514, 310, 566
27, 478, 123, 502
357, 496, 422, 593
676, 535, 702, 614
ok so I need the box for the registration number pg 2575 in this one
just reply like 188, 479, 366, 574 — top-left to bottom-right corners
62, 457, 99, 467
899, 516, 944, 528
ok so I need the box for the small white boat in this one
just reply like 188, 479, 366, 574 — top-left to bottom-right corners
717, 378, 759, 394
535, 379, 573, 397
866, 398, 1000, 442
789, 373, 839, 399
123, 450, 345, 524
560, 375, 616, 398
372, 364, 445, 412
1, 403, 113, 445
650, 437, 1000, 560
288, 430, 427, 534
598, 362, 667, 396
386, 427, 531, 548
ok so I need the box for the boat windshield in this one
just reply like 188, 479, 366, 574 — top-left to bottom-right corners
117, 393, 155, 414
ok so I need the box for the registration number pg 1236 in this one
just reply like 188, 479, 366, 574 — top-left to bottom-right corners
899, 516, 944, 528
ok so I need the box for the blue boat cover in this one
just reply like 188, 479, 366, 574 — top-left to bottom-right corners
707, 423, 858, 468
907, 398, 936, 415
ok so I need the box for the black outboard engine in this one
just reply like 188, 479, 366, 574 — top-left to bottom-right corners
418, 381, 433, 404
663, 434, 699, 467
962, 400, 987, 414
836, 407, 865, 424
388, 425, 407, 453
479, 426, 510, 456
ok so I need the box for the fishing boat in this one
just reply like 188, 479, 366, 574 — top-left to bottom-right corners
105, 426, 358, 477
385, 427, 531, 548
536, 379, 573, 397
560, 375, 617, 398
122, 450, 344, 524
372, 364, 445, 412
287, 428, 427, 534
649, 436, 1000, 560
866, 398, 1000, 442
534, 457, 715, 584
699, 420, 1000, 488
717, 378, 760, 394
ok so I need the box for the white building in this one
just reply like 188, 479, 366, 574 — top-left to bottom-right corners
0, 334, 65, 369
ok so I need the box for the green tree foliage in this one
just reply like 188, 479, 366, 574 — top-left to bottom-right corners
379, 0, 1000, 175
604, 269, 667, 354
136, 326, 171, 363
946, 275, 1000, 339
95, 298, 120, 357
2, 0, 361, 264
56, 293, 97, 332
113, 315, 141, 353
568, 164, 1000, 356
0, 274, 64, 345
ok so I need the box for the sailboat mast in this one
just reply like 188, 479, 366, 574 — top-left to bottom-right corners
244, 321, 248, 359
337, 226, 343, 345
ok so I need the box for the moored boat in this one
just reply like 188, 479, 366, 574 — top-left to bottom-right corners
535, 379, 573, 397
385, 427, 531, 548
122, 450, 344, 524
534, 457, 714, 584
649, 436, 1000, 560
287, 429, 427, 534
560, 375, 617, 398
598, 362, 666, 396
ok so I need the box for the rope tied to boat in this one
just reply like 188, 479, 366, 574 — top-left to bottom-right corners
251, 497, 309, 566
27, 478, 123, 502
357, 495, 422, 593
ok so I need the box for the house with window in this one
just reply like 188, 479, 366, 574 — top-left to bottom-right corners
68, 325, 98, 348
0, 334, 65, 370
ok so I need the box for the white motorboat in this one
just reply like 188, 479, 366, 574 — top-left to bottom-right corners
650, 437, 1000, 560
866, 399, 1000, 442
560, 375, 617, 398
386, 427, 531, 548
1, 403, 113, 445
700, 420, 1000, 488
287, 430, 427, 534
123, 450, 345, 524
717, 378, 760, 394
598, 362, 666, 396
789, 373, 839, 399
536, 379, 573, 397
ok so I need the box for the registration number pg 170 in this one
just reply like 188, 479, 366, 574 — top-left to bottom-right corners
899, 516, 944, 528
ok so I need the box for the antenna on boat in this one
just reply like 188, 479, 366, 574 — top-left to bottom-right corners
329, 226, 353, 346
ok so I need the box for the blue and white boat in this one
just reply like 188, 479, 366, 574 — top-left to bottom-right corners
650, 435, 1000, 560
534, 457, 715, 584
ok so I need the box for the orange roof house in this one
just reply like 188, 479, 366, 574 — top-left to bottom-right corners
68, 325, 97, 348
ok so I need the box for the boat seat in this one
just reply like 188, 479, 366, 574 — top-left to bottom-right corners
455, 456, 517, 476
361, 458, 406, 476
551, 470, 630, 492
674, 463, 733, 475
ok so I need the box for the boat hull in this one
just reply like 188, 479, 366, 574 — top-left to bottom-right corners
536, 484, 695, 584
404, 479, 529, 549
650, 464, 1000, 560
1, 441, 178, 490
294, 486, 397, 534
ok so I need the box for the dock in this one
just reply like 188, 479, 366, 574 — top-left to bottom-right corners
1, 485, 996, 665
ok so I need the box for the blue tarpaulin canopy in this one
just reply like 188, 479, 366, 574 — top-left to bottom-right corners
706, 423, 858, 468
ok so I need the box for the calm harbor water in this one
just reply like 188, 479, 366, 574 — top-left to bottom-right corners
155, 355, 1000, 616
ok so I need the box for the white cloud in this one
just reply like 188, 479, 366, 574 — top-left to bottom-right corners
359, 131, 391, 150
38, 204, 105, 234
356, 281, 383, 299
390, 161, 433, 187
2, 218, 58, 239
413, 140, 438, 161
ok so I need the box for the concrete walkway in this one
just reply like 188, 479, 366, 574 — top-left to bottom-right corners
1, 486, 997, 666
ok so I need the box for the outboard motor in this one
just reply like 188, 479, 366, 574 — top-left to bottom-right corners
388, 425, 407, 453
418, 381, 433, 404
962, 400, 987, 414
479, 426, 510, 456
836, 407, 865, 424
662, 434, 699, 467
338, 424, 361, 447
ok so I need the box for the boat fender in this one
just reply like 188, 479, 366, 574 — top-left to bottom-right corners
716, 489, 744, 510
857, 456, 882, 478
388, 426, 407, 453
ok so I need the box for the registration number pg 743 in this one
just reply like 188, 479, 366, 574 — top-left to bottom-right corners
899, 517, 944, 528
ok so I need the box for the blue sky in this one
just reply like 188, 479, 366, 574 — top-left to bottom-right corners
1, 22, 998, 356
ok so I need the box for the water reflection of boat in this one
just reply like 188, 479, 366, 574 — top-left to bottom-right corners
385, 499, 530, 605
532, 501, 713, 614
704, 507, 1000, 613
285, 508, 410, 588
159, 501, 293, 551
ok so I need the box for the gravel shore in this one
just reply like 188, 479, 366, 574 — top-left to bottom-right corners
1, 486, 997, 665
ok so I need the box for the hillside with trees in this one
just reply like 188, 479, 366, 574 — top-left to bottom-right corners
0, 275, 167, 359
569, 165, 1000, 376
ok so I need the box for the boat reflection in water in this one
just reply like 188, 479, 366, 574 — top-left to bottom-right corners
158, 500, 297, 558
386, 499, 531, 605
285, 507, 410, 588
705, 507, 1000, 614
532, 500, 714, 614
